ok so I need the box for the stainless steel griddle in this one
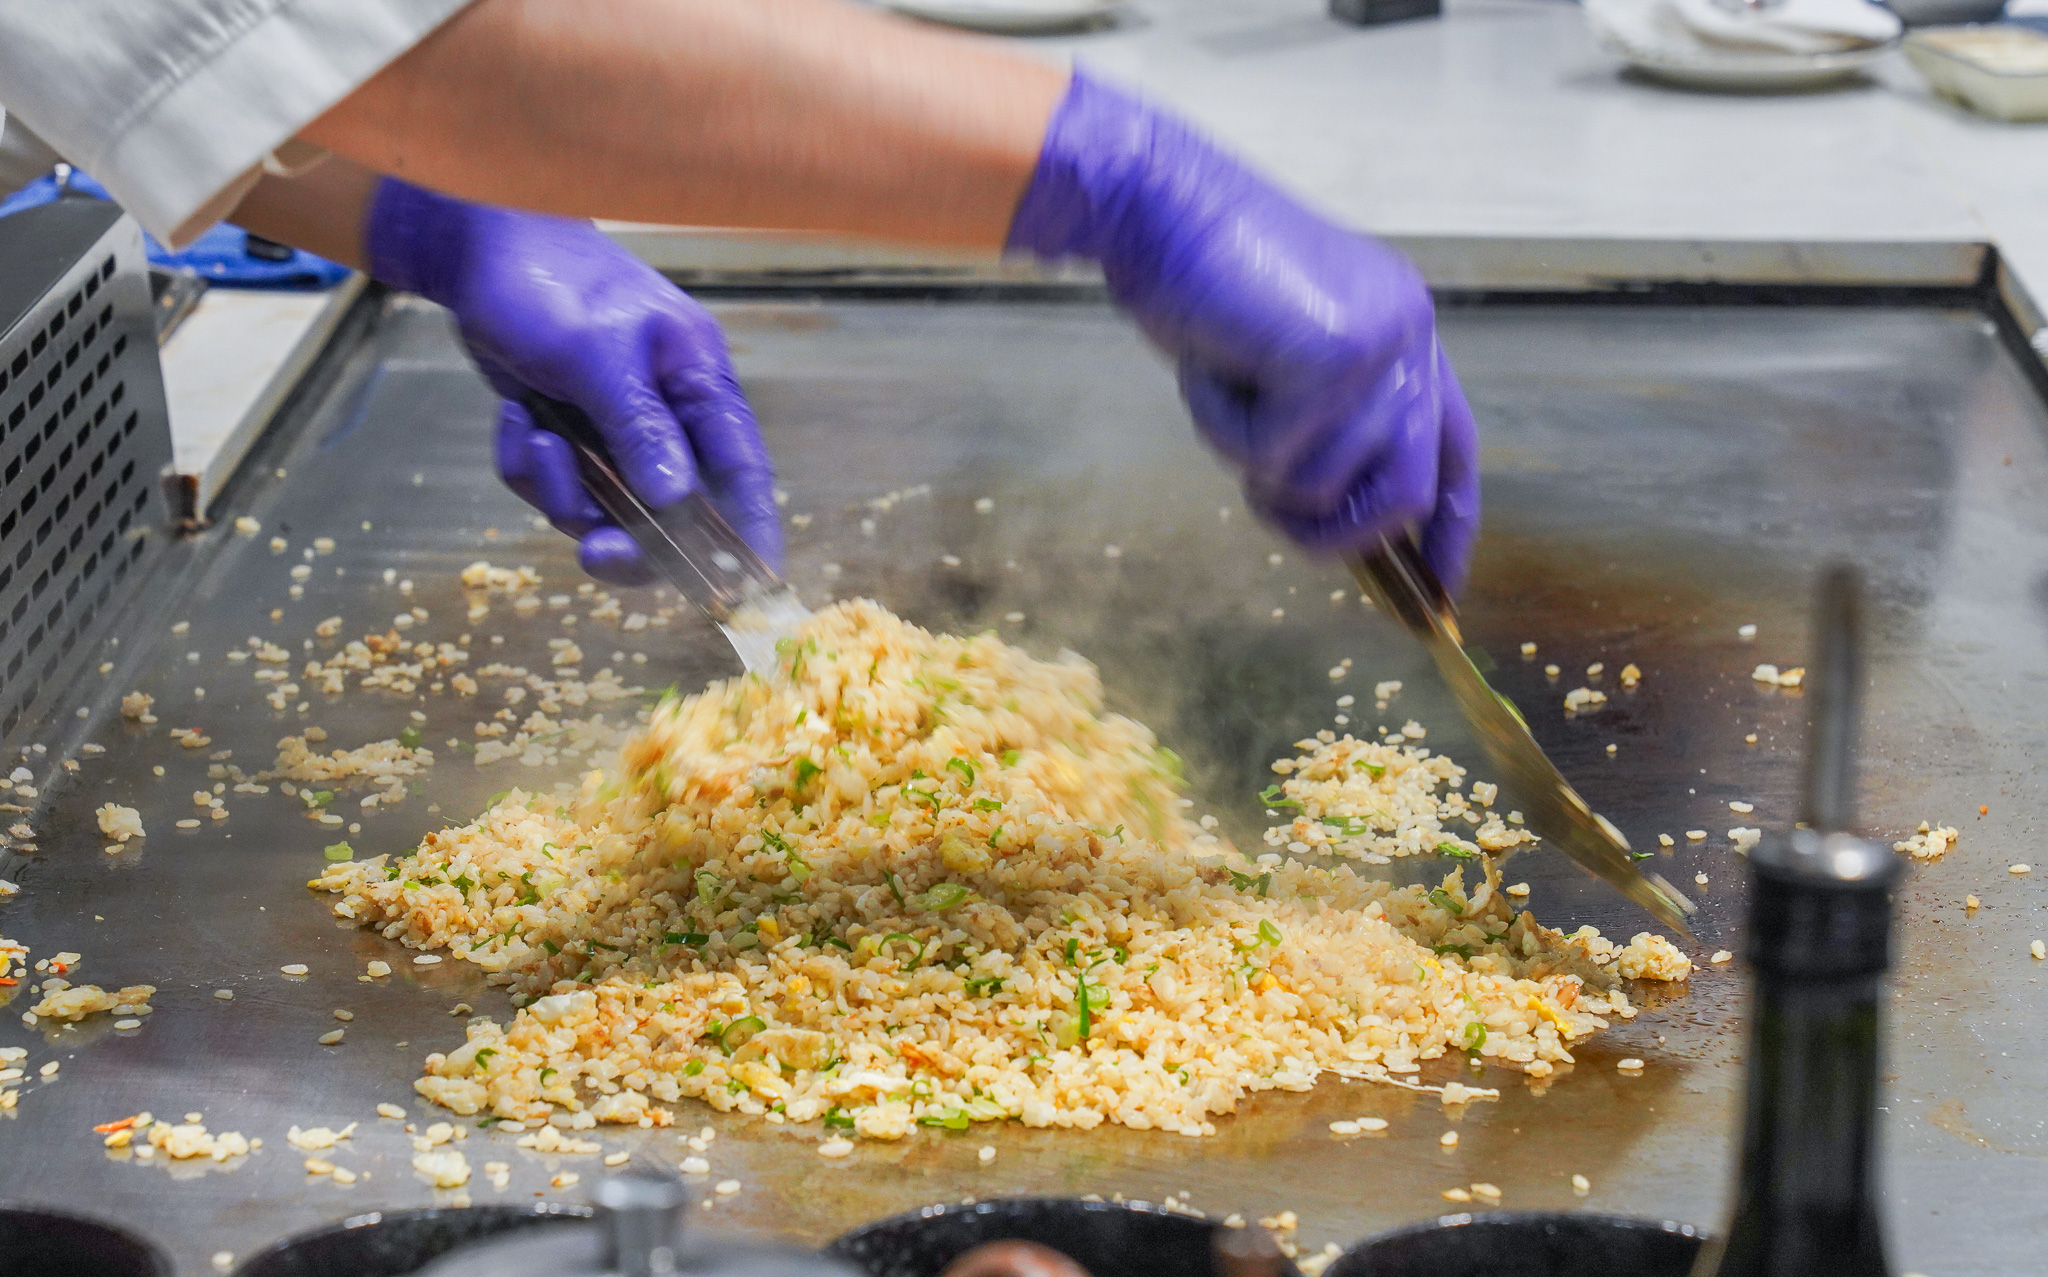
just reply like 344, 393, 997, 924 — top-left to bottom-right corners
1, 288, 2046, 1276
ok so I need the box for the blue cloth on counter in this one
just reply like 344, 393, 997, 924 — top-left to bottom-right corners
0, 170, 350, 289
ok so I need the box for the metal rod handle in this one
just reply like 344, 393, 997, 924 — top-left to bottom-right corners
1803, 563, 1864, 835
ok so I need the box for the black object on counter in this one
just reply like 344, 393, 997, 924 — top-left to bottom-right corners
0, 1206, 172, 1277
1328, 0, 1440, 26
234, 1204, 591, 1277
1880, 0, 2006, 26
829, 1198, 1268, 1277
1328, 1212, 1704, 1277
415, 1171, 854, 1277
1694, 564, 1901, 1277
243, 232, 297, 263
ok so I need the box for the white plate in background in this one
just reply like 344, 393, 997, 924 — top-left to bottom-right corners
1605, 37, 1897, 89
1583, 0, 1897, 89
882, 0, 1123, 34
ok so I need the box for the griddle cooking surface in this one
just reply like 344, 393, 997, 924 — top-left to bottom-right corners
0, 295, 2042, 1276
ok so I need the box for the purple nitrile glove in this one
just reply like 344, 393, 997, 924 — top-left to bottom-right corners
1007, 70, 1480, 594
364, 179, 780, 586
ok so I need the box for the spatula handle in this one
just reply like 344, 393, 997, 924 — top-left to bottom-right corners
1350, 534, 1456, 642
521, 393, 785, 623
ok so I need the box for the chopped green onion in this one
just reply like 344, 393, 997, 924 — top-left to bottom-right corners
1463, 1021, 1487, 1053
1353, 760, 1385, 778
946, 758, 977, 787
1073, 968, 1110, 1038
1257, 919, 1283, 947
761, 829, 811, 882
1436, 841, 1477, 860
683, 1060, 705, 1077
322, 841, 355, 862
1257, 783, 1303, 811
918, 1108, 971, 1131
1002, 749, 1020, 767
398, 725, 422, 750
880, 933, 924, 968
473, 1048, 496, 1072
1228, 870, 1273, 897
1426, 888, 1465, 916
913, 883, 977, 913
973, 797, 1002, 812
823, 1106, 856, 1129
717, 1016, 766, 1055
663, 931, 709, 947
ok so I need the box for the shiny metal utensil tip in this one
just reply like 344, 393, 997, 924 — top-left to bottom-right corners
523, 396, 810, 674
1349, 537, 1695, 936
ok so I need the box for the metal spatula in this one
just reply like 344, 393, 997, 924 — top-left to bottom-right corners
522, 395, 810, 674
1350, 535, 1695, 935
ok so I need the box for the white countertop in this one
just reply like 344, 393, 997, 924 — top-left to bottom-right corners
159, 0, 2048, 500
1043, 0, 2044, 287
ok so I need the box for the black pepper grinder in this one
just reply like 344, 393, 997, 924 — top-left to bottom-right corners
1694, 564, 1902, 1277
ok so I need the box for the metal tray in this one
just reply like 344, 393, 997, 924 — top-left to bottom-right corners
1, 290, 2045, 1276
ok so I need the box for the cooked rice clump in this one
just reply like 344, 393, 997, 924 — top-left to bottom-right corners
316, 601, 1671, 1140
1260, 736, 1537, 863
95, 803, 145, 843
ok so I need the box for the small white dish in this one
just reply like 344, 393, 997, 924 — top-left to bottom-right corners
1904, 25, 2048, 120
882, 0, 1123, 33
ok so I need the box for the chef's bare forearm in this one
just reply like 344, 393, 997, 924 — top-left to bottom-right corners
297, 0, 1067, 251
226, 156, 380, 270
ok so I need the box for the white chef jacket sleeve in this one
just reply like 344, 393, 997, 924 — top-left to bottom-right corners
0, 111, 65, 198
0, 0, 476, 249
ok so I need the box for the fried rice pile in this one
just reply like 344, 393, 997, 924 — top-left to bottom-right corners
316, 601, 1677, 1139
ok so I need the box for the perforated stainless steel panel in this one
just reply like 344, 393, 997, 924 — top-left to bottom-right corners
0, 200, 173, 747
